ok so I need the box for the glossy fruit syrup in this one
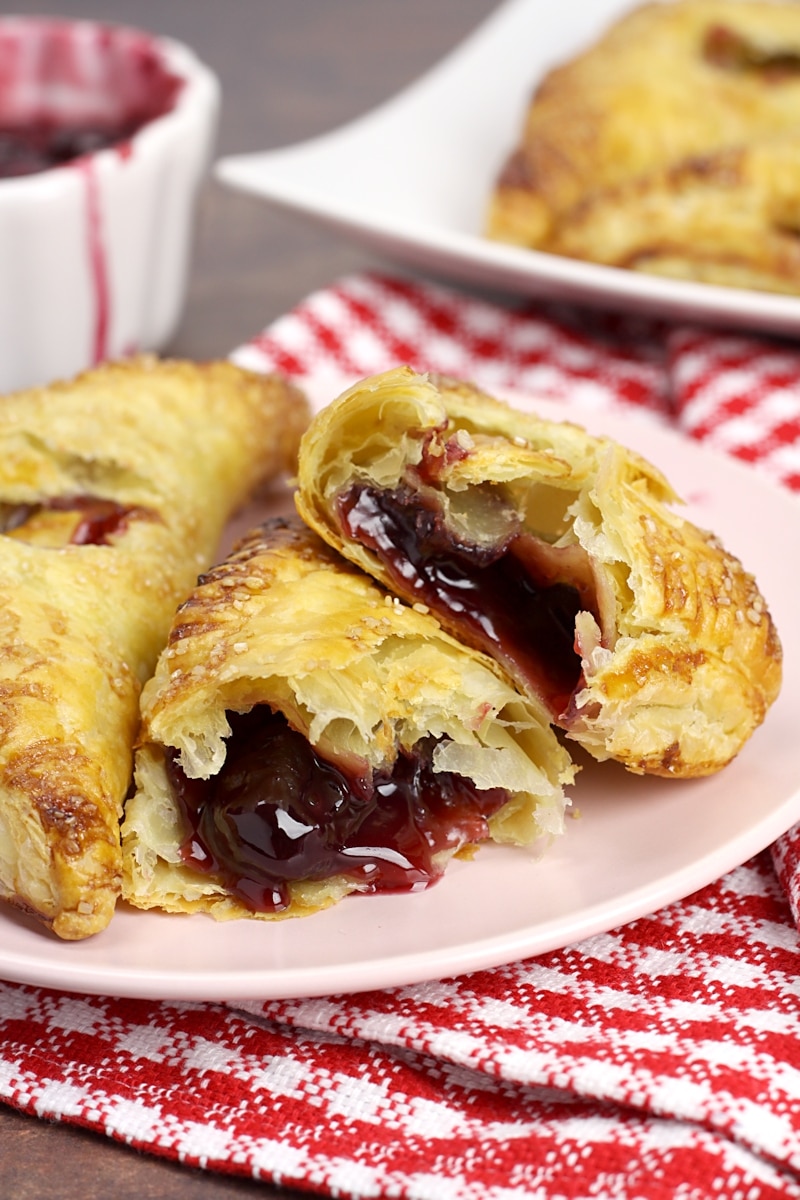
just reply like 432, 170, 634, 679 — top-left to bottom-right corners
0, 494, 151, 544
168, 707, 512, 913
338, 483, 586, 716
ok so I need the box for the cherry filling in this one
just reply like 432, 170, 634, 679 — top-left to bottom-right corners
0, 121, 144, 178
168, 707, 511, 913
338, 484, 591, 717
703, 25, 800, 79
0, 493, 152, 545
0, 22, 183, 179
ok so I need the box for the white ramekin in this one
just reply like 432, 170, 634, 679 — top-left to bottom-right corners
0, 17, 220, 393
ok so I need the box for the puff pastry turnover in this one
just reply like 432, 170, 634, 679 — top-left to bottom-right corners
486, 0, 800, 294
296, 367, 782, 778
122, 517, 574, 921
0, 356, 308, 939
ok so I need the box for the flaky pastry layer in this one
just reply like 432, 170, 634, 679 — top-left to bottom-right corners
0, 356, 308, 938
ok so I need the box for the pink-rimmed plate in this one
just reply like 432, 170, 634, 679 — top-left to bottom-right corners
0, 382, 796, 1001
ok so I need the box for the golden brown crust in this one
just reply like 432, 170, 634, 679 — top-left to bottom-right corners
295, 366, 782, 778
486, 0, 800, 293
122, 516, 575, 921
0, 356, 308, 938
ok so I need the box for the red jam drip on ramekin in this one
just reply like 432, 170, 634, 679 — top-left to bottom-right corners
78, 159, 110, 365
168, 707, 511, 914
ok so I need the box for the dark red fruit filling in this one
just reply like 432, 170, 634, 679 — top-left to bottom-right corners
0, 121, 142, 177
0, 494, 151, 544
338, 483, 590, 716
0, 21, 182, 178
168, 707, 511, 913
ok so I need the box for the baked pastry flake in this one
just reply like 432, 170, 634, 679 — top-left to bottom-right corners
295, 366, 782, 778
0, 356, 308, 938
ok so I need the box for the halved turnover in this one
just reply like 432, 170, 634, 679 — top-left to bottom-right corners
296, 367, 782, 778
0, 357, 307, 938
122, 517, 574, 920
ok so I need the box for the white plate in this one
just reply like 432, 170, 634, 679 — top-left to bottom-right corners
0, 387, 797, 1001
216, 0, 800, 337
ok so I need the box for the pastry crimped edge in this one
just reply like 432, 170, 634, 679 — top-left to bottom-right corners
122, 517, 576, 921
0, 356, 308, 938
295, 366, 782, 779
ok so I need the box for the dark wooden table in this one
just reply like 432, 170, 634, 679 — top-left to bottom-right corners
0, 2, 500, 1196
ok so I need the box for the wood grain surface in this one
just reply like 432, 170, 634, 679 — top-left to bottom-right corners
0, 2, 498, 1197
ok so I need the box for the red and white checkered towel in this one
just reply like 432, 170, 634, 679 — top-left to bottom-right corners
3, 273, 800, 1199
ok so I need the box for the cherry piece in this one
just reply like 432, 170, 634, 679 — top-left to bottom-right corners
169, 707, 511, 913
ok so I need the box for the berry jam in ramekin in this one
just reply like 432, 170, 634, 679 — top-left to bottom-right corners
0, 19, 183, 177
0, 17, 218, 392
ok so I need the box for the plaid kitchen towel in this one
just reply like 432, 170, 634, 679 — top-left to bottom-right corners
2, 272, 800, 1200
